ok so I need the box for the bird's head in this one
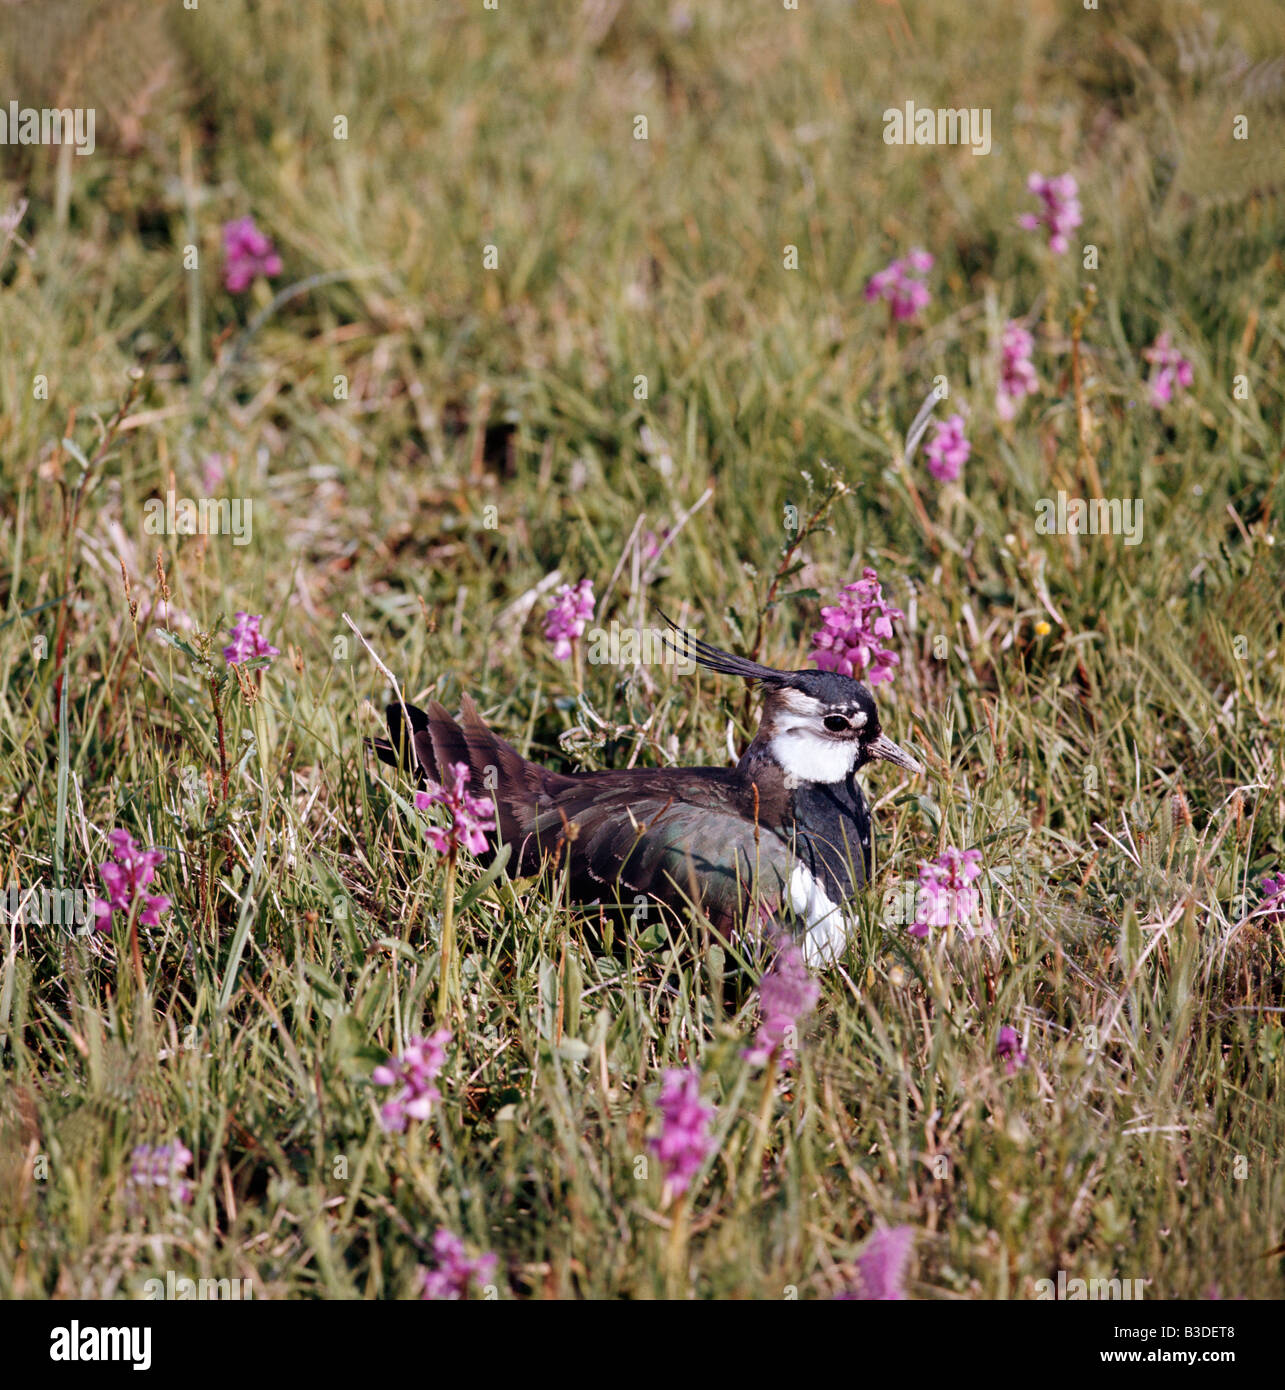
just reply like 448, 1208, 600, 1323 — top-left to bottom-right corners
662, 617, 922, 785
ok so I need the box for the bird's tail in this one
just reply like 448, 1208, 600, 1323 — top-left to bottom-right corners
368, 697, 558, 873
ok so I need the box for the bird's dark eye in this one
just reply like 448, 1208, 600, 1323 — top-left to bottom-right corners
823, 715, 849, 732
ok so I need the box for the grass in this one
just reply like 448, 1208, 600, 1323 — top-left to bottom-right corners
1, 0, 1283, 1300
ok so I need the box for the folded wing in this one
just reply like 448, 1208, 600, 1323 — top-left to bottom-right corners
373, 700, 799, 927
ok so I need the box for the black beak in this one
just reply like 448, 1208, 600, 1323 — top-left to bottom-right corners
866, 731, 921, 774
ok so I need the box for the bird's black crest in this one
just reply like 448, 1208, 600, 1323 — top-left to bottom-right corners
657, 611, 787, 685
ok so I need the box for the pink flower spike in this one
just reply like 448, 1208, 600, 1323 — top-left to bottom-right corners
1259, 874, 1285, 921
865, 251, 933, 323
909, 847, 985, 938
221, 216, 283, 293
649, 1068, 714, 1198
93, 830, 170, 935
923, 413, 971, 483
201, 454, 227, 492
997, 1024, 1028, 1075
741, 932, 820, 1070
641, 526, 672, 563
542, 579, 595, 660
997, 320, 1038, 421
419, 1228, 498, 1300
373, 1029, 451, 1133
808, 566, 904, 686
1142, 332, 1194, 410
415, 762, 496, 858
223, 612, 280, 667
128, 1141, 194, 1204
841, 1225, 915, 1300
1019, 172, 1081, 254
138, 895, 171, 928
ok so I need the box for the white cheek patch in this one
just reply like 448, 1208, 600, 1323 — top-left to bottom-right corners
770, 726, 858, 785
788, 864, 854, 968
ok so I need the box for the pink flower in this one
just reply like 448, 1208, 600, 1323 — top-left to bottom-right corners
997, 320, 1038, 420
839, 1225, 915, 1300
996, 1024, 1028, 1075
372, 1029, 451, 1133
222, 611, 280, 666
641, 527, 671, 562
809, 567, 904, 686
414, 762, 495, 857
649, 1068, 713, 1198
221, 216, 282, 293
742, 933, 820, 1069
201, 454, 227, 493
92, 830, 170, 934
1142, 332, 1194, 408
864, 249, 934, 322
1018, 172, 1082, 255
542, 579, 595, 660
128, 1141, 194, 1203
419, 1228, 498, 1299
1259, 874, 1285, 921
923, 413, 970, 483
908, 847, 984, 938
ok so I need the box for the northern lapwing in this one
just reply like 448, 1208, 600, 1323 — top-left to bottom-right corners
370, 623, 920, 967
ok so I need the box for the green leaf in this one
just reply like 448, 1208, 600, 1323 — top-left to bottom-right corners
456, 842, 513, 915
328, 1011, 387, 1077
302, 961, 341, 1001
61, 437, 92, 472
217, 886, 258, 1013
154, 627, 203, 665
636, 921, 667, 950
0, 593, 71, 633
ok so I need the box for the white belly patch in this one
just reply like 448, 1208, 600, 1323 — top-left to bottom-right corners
788, 863, 854, 968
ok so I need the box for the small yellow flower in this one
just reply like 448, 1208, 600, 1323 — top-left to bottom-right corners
888, 964, 906, 987
1034, 619, 1051, 637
